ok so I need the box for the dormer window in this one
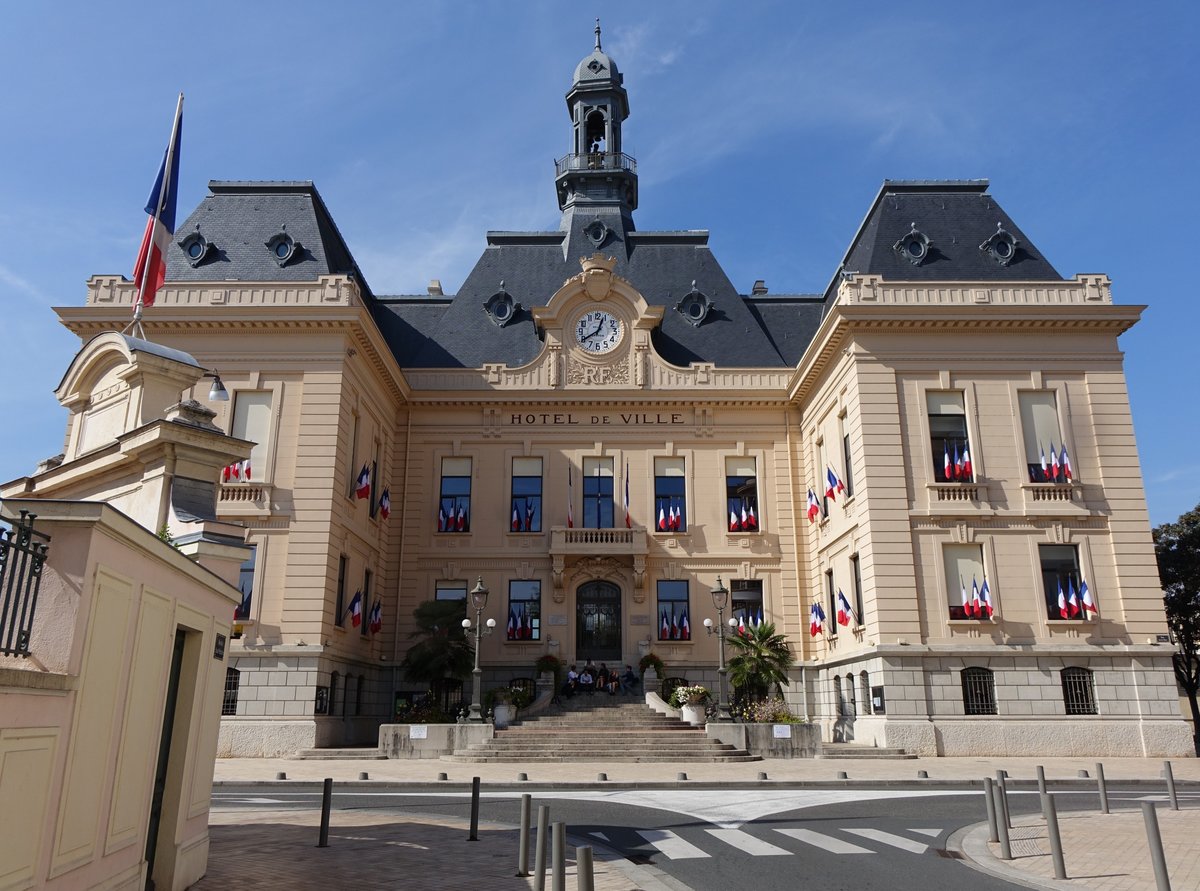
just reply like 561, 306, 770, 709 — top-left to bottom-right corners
979, 223, 1019, 267
584, 219, 610, 247
484, 284, 520, 327
265, 232, 297, 267
893, 224, 931, 266
179, 231, 212, 267
675, 282, 712, 327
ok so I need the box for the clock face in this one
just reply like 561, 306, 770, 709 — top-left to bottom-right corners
574, 308, 623, 354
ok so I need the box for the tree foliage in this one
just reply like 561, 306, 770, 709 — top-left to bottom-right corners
725, 621, 795, 702
399, 599, 472, 696
1153, 503, 1200, 754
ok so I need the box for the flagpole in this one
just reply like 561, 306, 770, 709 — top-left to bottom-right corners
131, 92, 184, 336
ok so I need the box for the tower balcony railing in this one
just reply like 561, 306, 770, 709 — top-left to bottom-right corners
555, 151, 638, 176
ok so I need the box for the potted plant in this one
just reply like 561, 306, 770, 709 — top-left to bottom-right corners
670, 684, 711, 725
484, 688, 518, 728
638, 652, 665, 678
534, 653, 562, 683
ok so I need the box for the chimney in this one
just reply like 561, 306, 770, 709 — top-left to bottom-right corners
427, 280, 444, 296
751, 280, 768, 295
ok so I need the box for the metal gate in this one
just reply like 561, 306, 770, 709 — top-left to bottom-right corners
576, 580, 621, 661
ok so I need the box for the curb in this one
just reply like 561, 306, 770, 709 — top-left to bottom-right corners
949, 821, 1074, 891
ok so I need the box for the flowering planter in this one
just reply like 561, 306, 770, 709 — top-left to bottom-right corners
681, 703, 707, 726
493, 703, 516, 729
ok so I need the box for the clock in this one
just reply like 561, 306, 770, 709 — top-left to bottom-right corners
574, 308, 623, 354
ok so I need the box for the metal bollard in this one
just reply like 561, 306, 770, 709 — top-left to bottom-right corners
984, 777, 999, 844
468, 776, 481, 841
551, 821, 566, 891
917, 770, 928, 779
1096, 761, 1109, 814
276, 771, 288, 780
1142, 802, 1172, 891
1036, 764, 1046, 795
317, 777, 333, 848
996, 771, 1012, 830
534, 805, 549, 891
577, 845, 595, 891
757, 771, 769, 781
1045, 794, 1067, 880
837, 771, 849, 780
994, 783, 1012, 861
517, 794, 532, 877
1164, 761, 1179, 811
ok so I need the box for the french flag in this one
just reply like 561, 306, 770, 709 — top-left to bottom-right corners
1081, 580, 1097, 616
368, 600, 383, 634
979, 578, 994, 618
437, 504, 447, 532
1050, 443, 1061, 482
809, 601, 826, 637
825, 467, 839, 501
953, 441, 962, 480
1057, 579, 1068, 619
1067, 578, 1081, 618
379, 487, 391, 520
661, 611, 670, 640
680, 610, 690, 641
511, 504, 521, 532
729, 509, 741, 532
961, 576, 972, 618
971, 577, 982, 617
737, 614, 747, 637
658, 502, 667, 531
1060, 445, 1072, 481
961, 443, 972, 480
944, 442, 952, 480
836, 589, 853, 626
525, 500, 535, 532
355, 464, 371, 499
133, 95, 183, 311
806, 489, 821, 523
348, 590, 363, 627
507, 608, 516, 640
746, 504, 757, 530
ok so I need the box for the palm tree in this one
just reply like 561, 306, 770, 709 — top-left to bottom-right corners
399, 599, 473, 708
726, 621, 794, 702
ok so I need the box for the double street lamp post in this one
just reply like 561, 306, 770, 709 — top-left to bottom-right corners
461, 577, 496, 723
702, 576, 735, 722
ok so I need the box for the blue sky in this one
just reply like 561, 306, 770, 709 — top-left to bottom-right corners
1, 2, 1197, 525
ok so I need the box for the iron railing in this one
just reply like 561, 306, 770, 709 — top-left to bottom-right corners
0, 511, 51, 657
554, 151, 638, 177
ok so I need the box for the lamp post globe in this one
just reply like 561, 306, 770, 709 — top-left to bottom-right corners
466, 577, 491, 723
710, 576, 732, 722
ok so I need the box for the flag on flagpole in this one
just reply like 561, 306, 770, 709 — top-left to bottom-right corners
737, 613, 747, 637
133, 94, 184, 312
741, 501, 750, 529
961, 575, 971, 618
1080, 580, 1097, 616
1050, 443, 1061, 482
961, 443, 972, 479
729, 508, 740, 532
809, 601, 826, 637
806, 488, 821, 523
660, 611, 669, 640
658, 501, 667, 531
511, 503, 521, 532
670, 612, 679, 640
953, 441, 963, 480
1060, 445, 1073, 481
507, 608, 516, 640
437, 504, 447, 532
379, 487, 391, 520
355, 464, 371, 499
1057, 579, 1068, 619
979, 578, 994, 618
944, 441, 952, 481
348, 590, 363, 627
680, 609, 690, 640
1067, 577, 1081, 618
836, 589, 853, 626
1040, 445, 1049, 482
456, 503, 467, 532
567, 466, 574, 528
747, 504, 758, 530
525, 499, 534, 532
825, 466, 838, 501
368, 600, 383, 634
624, 463, 631, 528
971, 577, 982, 617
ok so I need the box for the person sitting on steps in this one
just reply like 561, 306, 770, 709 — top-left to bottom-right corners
561, 664, 579, 698
579, 666, 595, 694
620, 664, 639, 696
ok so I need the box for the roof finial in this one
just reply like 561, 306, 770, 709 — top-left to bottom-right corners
594, 18, 602, 51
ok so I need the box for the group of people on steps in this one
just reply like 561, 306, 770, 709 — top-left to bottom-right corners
561, 661, 639, 697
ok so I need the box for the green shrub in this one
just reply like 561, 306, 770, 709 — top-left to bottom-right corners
638, 653, 665, 677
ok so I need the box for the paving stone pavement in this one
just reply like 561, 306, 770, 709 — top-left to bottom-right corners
197, 808, 659, 891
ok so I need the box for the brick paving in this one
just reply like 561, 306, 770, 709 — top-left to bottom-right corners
984, 807, 1199, 891
197, 808, 649, 891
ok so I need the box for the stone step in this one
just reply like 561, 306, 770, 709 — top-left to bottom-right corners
820, 744, 917, 760
292, 748, 388, 760
441, 753, 762, 763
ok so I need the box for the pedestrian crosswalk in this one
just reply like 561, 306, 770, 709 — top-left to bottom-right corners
605, 824, 944, 860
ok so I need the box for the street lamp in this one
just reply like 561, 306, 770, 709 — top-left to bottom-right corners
461, 577, 495, 722
703, 575, 735, 722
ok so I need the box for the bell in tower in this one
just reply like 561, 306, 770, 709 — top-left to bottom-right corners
555, 20, 638, 230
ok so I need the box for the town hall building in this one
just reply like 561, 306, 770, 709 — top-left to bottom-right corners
5, 29, 1191, 758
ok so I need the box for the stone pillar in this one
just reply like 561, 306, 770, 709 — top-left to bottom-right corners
644, 667, 661, 698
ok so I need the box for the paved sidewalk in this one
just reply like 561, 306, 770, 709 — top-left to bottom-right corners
960, 805, 1199, 890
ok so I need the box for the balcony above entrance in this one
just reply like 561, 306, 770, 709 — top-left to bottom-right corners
549, 525, 648, 596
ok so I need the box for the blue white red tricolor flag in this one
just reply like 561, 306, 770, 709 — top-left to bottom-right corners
809, 601, 826, 637
368, 600, 383, 634
348, 590, 363, 627
836, 589, 853, 626
133, 94, 183, 311
355, 464, 371, 499
1080, 580, 1097, 616
806, 488, 820, 523
979, 578, 994, 618
379, 487, 391, 520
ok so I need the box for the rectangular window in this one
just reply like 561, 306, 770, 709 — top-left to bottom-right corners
656, 580, 691, 641
825, 569, 837, 637
731, 579, 763, 629
507, 580, 541, 641
583, 457, 614, 528
347, 412, 360, 498
944, 544, 986, 620
725, 457, 759, 532
1061, 667, 1097, 715
231, 391, 272, 481
654, 457, 686, 532
361, 568, 372, 636
335, 554, 347, 627
369, 443, 381, 518
842, 432, 854, 497
511, 457, 543, 533
435, 581, 467, 601
961, 667, 997, 715
235, 544, 256, 620
439, 457, 472, 533
1019, 391, 1064, 482
927, 391, 972, 483
1040, 544, 1084, 621
222, 668, 240, 716
850, 554, 864, 627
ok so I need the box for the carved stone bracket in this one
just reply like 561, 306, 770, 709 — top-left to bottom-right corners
552, 555, 566, 600
633, 555, 646, 599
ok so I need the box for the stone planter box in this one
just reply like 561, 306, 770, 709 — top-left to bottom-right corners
379, 723, 494, 759
706, 722, 821, 758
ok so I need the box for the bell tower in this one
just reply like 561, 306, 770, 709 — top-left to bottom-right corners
555, 21, 638, 229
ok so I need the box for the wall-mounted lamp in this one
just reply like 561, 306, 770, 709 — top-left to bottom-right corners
205, 371, 229, 402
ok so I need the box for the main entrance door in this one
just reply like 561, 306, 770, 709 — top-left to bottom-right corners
576, 581, 621, 662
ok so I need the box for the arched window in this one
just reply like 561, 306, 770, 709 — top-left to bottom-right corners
844, 675, 856, 717
329, 671, 339, 716
222, 668, 240, 716
1061, 667, 1097, 715
961, 667, 996, 715
833, 674, 846, 716
859, 671, 872, 716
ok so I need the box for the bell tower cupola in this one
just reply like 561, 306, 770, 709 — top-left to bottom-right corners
555, 20, 638, 227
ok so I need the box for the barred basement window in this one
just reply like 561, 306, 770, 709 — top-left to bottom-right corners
1061, 667, 1097, 715
961, 667, 997, 715
222, 667, 240, 716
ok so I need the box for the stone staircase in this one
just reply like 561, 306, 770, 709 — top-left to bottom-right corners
443, 697, 760, 763
820, 742, 917, 760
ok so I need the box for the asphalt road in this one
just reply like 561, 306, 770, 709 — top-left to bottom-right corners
211, 785, 1197, 891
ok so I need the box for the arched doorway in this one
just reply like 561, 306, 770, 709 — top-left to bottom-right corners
576, 581, 621, 662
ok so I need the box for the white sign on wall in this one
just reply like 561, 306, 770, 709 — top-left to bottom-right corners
410, 725, 428, 739
772, 724, 792, 739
